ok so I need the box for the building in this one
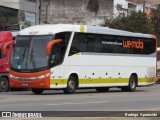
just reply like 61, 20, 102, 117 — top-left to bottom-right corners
113, 0, 138, 17
127, 0, 158, 18
40, 0, 114, 25
127, 0, 160, 5
113, 0, 128, 17
0, 0, 39, 30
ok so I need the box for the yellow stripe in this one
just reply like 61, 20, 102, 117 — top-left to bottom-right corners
139, 78, 156, 83
50, 77, 155, 85
50, 79, 67, 85
80, 25, 85, 32
79, 78, 129, 84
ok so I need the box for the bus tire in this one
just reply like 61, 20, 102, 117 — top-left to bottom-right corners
121, 75, 137, 92
0, 77, 10, 92
96, 87, 109, 92
63, 76, 76, 94
31, 88, 44, 94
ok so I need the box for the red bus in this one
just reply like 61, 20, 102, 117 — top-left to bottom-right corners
0, 31, 14, 92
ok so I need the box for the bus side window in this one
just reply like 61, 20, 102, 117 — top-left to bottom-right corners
101, 35, 115, 53
69, 33, 87, 56
69, 33, 80, 56
50, 43, 61, 66
86, 34, 95, 52
50, 32, 71, 66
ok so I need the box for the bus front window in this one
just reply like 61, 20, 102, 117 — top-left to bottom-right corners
11, 35, 52, 72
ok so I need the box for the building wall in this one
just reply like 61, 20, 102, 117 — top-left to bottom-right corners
0, 0, 20, 9
127, 0, 160, 6
41, 0, 113, 25
0, 0, 39, 25
19, 0, 39, 25
114, 0, 128, 17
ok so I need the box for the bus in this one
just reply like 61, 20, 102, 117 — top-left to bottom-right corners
0, 31, 14, 92
157, 47, 160, 82
7, 24, 156, 94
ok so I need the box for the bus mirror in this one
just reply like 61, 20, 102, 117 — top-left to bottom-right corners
46, 39, 62, 55
3, 40, 14, 55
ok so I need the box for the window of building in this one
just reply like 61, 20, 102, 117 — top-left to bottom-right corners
26, 0, 36, 2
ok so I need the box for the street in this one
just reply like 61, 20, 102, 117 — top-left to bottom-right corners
0, 84, 160, 113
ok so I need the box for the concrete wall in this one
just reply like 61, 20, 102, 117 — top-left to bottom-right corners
0, 0, 39, 25
19, 0, 39, 25
41, 0, 113, 25
0, 0, 20, 9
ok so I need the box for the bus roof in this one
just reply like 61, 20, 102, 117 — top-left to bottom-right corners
19, 24, 153, 38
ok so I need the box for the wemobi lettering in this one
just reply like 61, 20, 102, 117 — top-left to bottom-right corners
122, 39, 144, 49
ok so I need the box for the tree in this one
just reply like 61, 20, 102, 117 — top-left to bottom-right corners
150, 5, 160, 39
103, 11, 153, 34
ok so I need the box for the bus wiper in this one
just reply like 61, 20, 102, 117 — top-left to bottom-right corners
30, 48, 36, 69
16, 48, 26, 69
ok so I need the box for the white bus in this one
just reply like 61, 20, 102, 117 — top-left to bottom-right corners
157, 47, 160, 82
7, 24, 156, 94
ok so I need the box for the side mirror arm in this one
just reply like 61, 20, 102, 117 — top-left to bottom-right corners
46, 39, 62, 55
3, 40, 14, 55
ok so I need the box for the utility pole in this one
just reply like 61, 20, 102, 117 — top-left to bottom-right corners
143, 0, 146, 13
44, 0, 49, 24
39, 0, 42, 24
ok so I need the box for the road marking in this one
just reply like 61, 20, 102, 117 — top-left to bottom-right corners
46, 101, 110, 106
131, 108, 160, 111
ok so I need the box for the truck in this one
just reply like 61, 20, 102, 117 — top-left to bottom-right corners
0, 24, 29, 92
0, 31, 16, 92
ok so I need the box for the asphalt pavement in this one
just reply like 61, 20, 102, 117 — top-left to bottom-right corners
0, 84, 160, 119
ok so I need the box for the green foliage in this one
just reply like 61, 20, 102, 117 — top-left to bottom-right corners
103, 11, 153, 34
150, 5, 160, 39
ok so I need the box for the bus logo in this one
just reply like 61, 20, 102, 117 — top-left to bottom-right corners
122, 39, 144, 49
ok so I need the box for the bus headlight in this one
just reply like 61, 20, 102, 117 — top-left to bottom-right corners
9, 74, 15, 78
9, 73, 51, 80
37, 75, 46, 79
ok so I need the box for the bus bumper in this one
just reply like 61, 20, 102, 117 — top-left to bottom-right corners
9, 70, 50, 89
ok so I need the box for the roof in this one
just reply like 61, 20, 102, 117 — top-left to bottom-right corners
19, 24, 152, 38
127, 0, 160, 5
0, 31, 13, 42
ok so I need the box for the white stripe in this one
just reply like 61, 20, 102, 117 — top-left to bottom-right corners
50, 84, 66, 88
46, 101, 110, 106
79, 83, 128, 87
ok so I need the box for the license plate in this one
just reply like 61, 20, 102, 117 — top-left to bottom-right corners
22, 83, 28, 86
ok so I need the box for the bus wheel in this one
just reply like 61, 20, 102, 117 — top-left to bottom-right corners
96, 87, 109, 92
63, 76, 76, 94
121, 75, 137, 92
31, 88, 44, 94
0, 77, 10, 92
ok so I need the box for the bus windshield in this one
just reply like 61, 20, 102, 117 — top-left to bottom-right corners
11, 35, 53, 71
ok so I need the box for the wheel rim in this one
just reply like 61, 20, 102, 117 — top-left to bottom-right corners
130, 77, 135, 89
68, 80, 75, 91
0, 80, 8, 90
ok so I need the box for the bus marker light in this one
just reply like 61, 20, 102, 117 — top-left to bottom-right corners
40, 83, 45, 86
